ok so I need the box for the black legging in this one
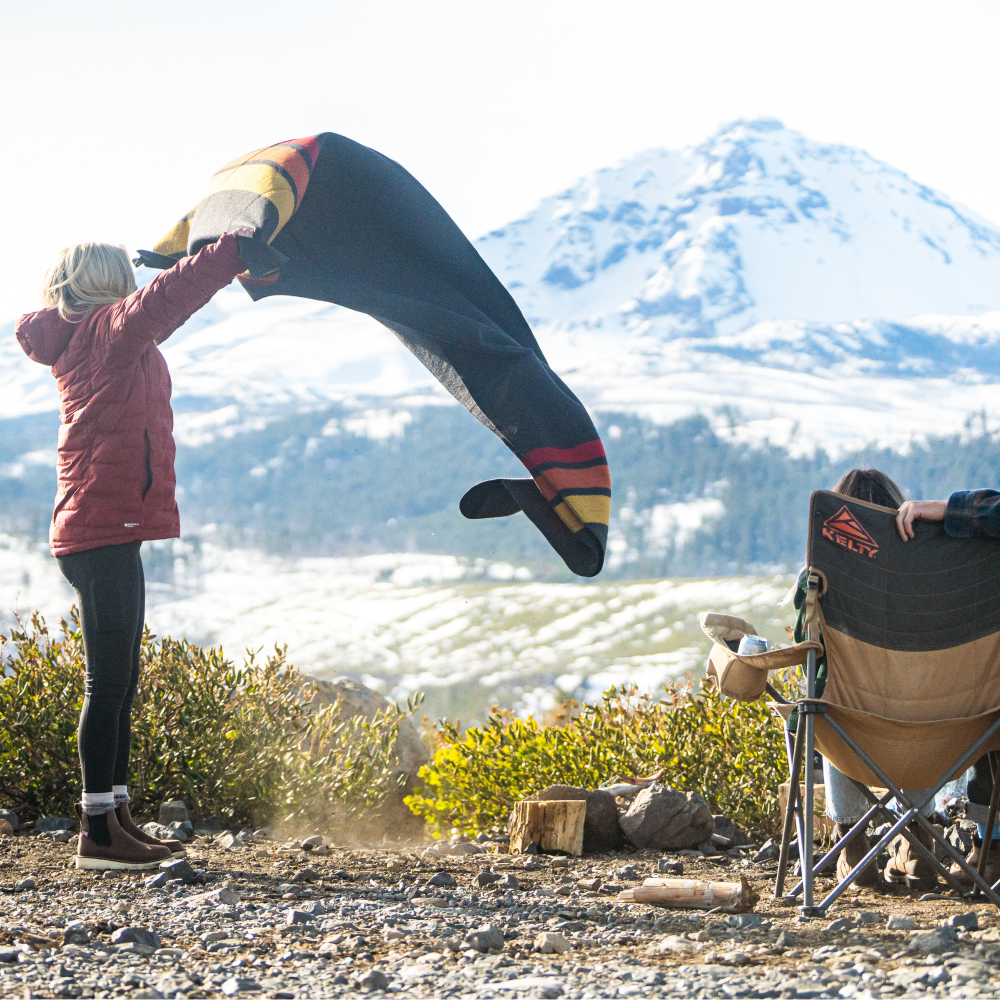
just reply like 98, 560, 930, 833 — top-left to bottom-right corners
57, 541, 144, 792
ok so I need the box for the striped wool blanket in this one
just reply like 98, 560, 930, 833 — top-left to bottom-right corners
136, 133, 610, 576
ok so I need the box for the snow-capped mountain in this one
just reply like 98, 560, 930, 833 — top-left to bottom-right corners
4, 118, 1000, 455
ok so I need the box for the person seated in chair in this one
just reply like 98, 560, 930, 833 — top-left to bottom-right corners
896, 490, 1000, 887
791, 469, 939, 890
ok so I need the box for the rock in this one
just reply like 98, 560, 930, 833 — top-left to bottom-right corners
194, 816, 222, 834
355, 969, 390, 992
111, 926, 162, 949
0, 820, 11, 837
495, 977, 565, 997
824, 917, 854, 933
290, 866, 319, 883
221, 978, 257, 996
534, 931, 571, 954
496, 872, 521, 891
36, 816, 74, 832
62, 920, 90, 945
214, 832, 240, 849
0, 949, 16, 964
728, 914, 763, 930
753, 839, 780, 863
657, 859, 683, 875
528, 784, 626, 852
646, 935, 688, 953
947, 911, 979, 930
144, 871, 169, 889
285, 909, 315, 925
710, 833, 733, 849
910, 926, 957, 952
855, 910, 880, 924
302, 835, 324, 850
159, 857, 199, 884
14, 876, 36, 891
713, 814, 749, 846
577, 877, 601, 891
427, 871, 457, 888
887, 914, 917, 930
166, 822, 189, 842
464, 924, 505, 953
0, 809, 18, 831
158, 800, 189, 824
49, 829, 72, 843
142, 822, 179, 842
615, 864, 637, 880
474, 870, 502, 888
619, 783, 714, 850
720, 950, 751, 966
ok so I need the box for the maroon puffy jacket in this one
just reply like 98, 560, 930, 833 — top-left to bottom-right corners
16, 234, 244, 557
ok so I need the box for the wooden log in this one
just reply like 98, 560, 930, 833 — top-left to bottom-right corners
509, 799, 586, 856
617, 875, 758, 912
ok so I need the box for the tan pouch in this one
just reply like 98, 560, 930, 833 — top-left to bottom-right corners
706, 640, 823, 701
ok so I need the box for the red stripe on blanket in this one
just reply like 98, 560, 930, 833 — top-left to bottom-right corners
521, 439, 606, 470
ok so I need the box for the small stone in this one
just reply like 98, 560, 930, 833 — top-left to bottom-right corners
0, 949, 16, 963
720, 950, 751, 966
496, 872, 521, 891
619, 783, 714, 850
428, 871, 457, 888
578, 877, 601, 891
201, 929, 229, 944
158, 800, 189, 824
0, 820, 12, 837
356, 969, 390, 991
165, 822, 189, 842
910, 926, 957, 953
215, 832, 239, 849
36, 816, 74, 832
947, 912, 979, 930
285, 909, 315, 925
753, 839, 780, 863
221, 977, 258, 996
0, 809, 18, 832
728, 913, 762, 930
290, 867, 320, 883
713, 814, 749, 846
142, 822, 179, 842
615, 864, 637, 880
158, 857, 198, 884
301, 835, 323, 850
14, 876, 36, 891
887, 914, 917, 930
464, 924, 505, 953
657, 858, 683, 875
386, 858, 405, 873
855, 910, 880, 924
824, 917, 854, 933
474, 869, 502, 888
62, 920, 90, 945
49, 829, 72, 843
534, 931, 571, 955
111, 926, 162, 949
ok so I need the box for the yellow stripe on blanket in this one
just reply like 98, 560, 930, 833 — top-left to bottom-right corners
200, 164, 296, 238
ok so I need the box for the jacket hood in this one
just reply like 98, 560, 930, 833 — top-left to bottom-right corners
16, 308, 78, 366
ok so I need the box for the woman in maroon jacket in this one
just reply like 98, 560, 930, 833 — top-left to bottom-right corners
16, 231, 250, 869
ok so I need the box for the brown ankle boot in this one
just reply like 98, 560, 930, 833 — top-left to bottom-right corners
115, 802, 186, 857
75, 806, 172, 871
950, 837, 1000, 889
884, 822, 939, 891
834, 822, 878, 887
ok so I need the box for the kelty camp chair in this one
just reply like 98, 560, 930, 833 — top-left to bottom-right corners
702, 489, 1000, 915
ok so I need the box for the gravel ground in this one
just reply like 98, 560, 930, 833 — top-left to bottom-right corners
2, 828, 1000, 999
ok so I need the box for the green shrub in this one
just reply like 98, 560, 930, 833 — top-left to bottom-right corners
0, 612, 413, 832
406, 677, 796, 839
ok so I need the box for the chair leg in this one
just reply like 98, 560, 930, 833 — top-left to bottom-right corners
775, 715, 806, 899
976, 752, 1000, 896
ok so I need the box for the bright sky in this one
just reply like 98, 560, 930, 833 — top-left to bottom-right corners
3, 0, 999, 322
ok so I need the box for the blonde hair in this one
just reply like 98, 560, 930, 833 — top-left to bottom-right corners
41, 243, 137, 322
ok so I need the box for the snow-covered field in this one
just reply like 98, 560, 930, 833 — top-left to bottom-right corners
0, 534, 795, 722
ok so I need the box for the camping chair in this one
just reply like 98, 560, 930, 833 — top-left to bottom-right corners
702, 489, 1000, 916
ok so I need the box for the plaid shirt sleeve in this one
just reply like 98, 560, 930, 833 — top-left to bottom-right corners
944, 490, 1000, 539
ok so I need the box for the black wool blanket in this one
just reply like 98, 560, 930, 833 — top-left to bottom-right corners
136, 133, 610, 576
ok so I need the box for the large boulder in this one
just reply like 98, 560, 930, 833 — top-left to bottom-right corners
619, 783, 714, 850
528, 784, 626, 852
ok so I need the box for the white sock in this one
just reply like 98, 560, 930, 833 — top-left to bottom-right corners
81, 791, 115, 816
112, 785, 129, 806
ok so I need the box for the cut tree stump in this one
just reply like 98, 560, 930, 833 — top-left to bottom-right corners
509, 799, 586, 856
617, 875, 758, 912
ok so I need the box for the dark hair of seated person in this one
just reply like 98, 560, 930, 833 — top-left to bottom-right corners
831, 468, 905, 511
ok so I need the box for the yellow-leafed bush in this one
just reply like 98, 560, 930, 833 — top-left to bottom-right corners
0, 612, 413, 831
406, 678, 795, 838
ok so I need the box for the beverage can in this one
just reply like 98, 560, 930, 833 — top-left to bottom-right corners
737, 634, 769, 656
